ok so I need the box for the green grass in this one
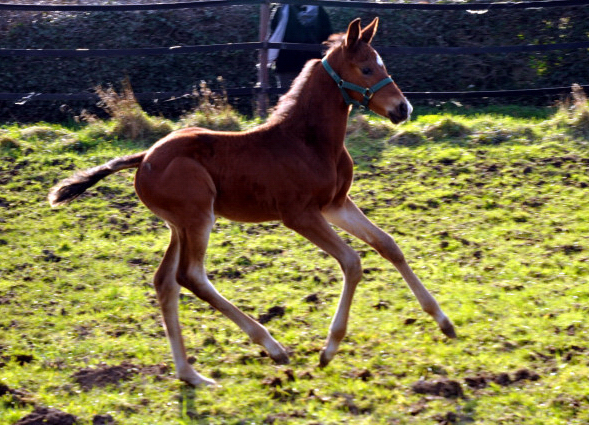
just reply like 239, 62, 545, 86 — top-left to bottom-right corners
1, 104, 589, 424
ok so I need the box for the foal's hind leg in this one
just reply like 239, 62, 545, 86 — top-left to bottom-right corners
173, 219, 290, 368
143, 159, 287, 385
323, 197, 456, 340
154, 228, 216, 386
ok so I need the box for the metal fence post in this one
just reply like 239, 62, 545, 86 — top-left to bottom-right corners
257, 0, 271, 118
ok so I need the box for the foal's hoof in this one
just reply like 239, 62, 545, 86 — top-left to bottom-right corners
181, 374, 218, 387
440, 318, 457, 339
318, 349, 331, 368
270, 351, 290, 365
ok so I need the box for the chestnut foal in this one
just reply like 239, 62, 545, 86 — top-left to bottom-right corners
49, 18, 456, 386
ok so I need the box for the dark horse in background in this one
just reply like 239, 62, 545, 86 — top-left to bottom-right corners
49, 18, 456, 386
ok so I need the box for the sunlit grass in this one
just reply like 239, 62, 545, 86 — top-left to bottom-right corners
1, 101, 589, 424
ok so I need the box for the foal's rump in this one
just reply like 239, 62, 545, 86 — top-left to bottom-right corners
135, 154, 219, 226
46, 127, 210, 209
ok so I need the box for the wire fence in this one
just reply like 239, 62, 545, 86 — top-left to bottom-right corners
1, 0, 586, 11
1, 0, 588, 108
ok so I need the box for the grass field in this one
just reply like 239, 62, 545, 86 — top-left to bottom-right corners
1, 99, 589, 424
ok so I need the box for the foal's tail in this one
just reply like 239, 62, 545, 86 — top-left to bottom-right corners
48, 151, 146, 207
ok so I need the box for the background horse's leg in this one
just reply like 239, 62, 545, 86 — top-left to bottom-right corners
154, 228, 216, 386
323, 197, 457, 339
283, 212, 363, 367
174, 220, 290, 369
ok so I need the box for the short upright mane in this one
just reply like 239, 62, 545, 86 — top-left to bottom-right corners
268, 34, 345, 122
325, 33, 345, 50
268, 60, 320, 122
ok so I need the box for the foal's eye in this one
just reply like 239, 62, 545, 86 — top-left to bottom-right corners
361, 67, 373, 76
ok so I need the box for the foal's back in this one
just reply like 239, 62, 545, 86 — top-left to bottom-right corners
135, 122, 352, 224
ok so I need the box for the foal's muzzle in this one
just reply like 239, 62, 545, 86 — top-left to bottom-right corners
388, 99, 412, 124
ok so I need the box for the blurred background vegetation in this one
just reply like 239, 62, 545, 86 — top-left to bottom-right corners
1, 2, 588, 122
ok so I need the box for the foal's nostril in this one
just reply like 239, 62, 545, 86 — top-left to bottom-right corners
398, 101, 408, 119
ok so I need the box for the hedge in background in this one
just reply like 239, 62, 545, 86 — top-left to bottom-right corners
1, 4, 588, 121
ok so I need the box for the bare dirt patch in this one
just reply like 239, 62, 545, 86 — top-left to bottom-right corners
412, 379, 464, 398
0, 383, 34, 407
433, 411, 475, 424
72, 361, 169, 391
464, 368, 540, 390
92, 413, 116, 425
14, 406, 78, 425
413, 368, 541, 399
258, 305, 286, 324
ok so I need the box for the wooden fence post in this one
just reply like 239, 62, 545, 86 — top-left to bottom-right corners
257, 0, 270, 118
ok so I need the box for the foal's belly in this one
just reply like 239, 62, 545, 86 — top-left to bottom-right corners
212, 175, 334, 224
212, 187, 282, 223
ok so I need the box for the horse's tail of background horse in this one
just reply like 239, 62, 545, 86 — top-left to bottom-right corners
48, 151, 145, 207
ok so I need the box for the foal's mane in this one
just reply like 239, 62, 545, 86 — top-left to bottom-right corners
267, 34, 345, 123
268, 60, 320, 122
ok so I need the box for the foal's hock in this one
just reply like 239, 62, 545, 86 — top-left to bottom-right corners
49, 18, 456, 386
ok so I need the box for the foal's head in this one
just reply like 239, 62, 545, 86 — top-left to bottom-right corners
325, 18, 412, 124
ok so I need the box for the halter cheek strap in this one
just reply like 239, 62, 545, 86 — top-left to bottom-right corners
322, 57, 394, 109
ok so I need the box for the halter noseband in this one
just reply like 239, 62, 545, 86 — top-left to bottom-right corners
322, 57, 394, 109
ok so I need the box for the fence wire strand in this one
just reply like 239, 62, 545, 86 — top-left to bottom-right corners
1, 0, 588, 103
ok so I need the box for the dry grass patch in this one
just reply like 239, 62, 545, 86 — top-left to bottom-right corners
0, 135, 20, 151
548, 83, 589, 138
568, 83, 589, 137
423, 117, 471, 140
387, 129, 426, 146
19, 126, 66, 141
347, 113, 393, 139
83, 79, 172, 145
179, 80, 242, 132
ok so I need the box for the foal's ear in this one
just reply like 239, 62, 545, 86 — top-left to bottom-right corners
361, 17, 379, 44
345, 18, 362, 50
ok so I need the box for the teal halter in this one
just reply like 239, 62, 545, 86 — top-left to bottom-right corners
322, 57, 394, 109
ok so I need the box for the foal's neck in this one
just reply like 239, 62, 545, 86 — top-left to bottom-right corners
268, 60, 350, 151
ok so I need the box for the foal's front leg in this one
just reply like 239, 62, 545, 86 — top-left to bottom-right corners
283, 212, 364, 367
323, 197, 456, 339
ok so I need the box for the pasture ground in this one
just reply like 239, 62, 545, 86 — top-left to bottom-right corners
1, 103, 589, 424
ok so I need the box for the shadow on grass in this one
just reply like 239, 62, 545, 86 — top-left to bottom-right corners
178, 384, 198, 421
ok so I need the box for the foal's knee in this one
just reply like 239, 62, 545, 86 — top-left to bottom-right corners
153, 271, 179, 306
329, 325, 347, 343
176, 268, 207, 297
342, 251, 363, 285
376, 236, 406, 266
